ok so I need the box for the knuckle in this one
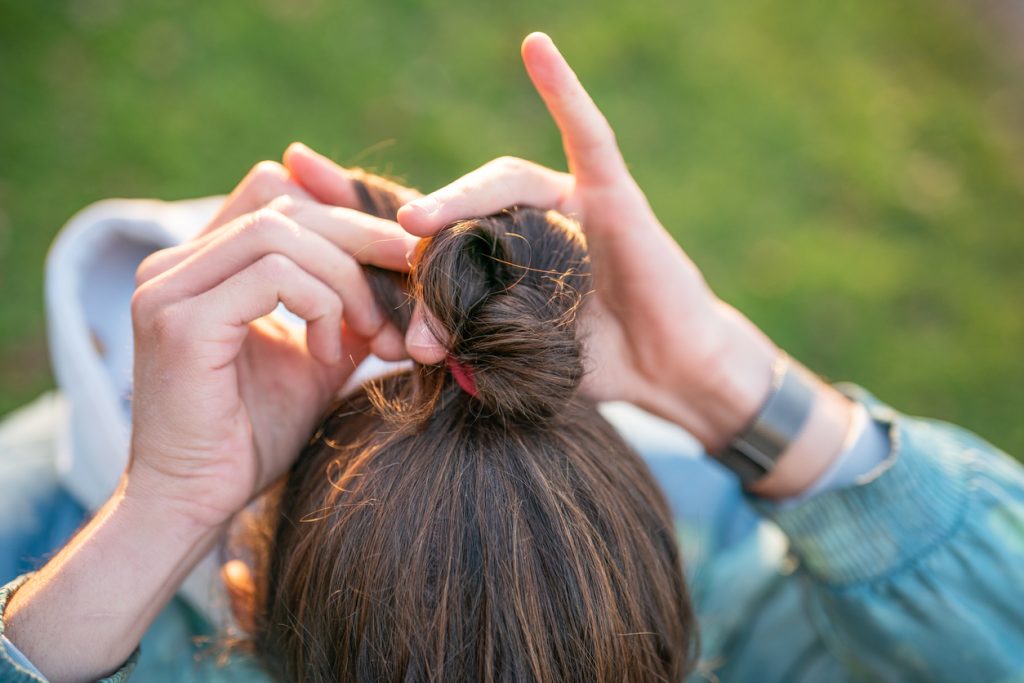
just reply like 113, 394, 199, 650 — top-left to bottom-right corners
242, 209, 300, 243
295, 282, 337, 322
135, 252, 164, 286
150, 303, 182, 340
332, 250, 358, 276
146, 302, 196, 351
248, 208, 285, 234
131, 286, 183, 341
255, 252, 296, 279
265, 193, 296, 215
493, 155, 528, 174
323, 292, 342, 319
248, 160, 287, 183
240, 162, 291, 205
130, 284, 155, 322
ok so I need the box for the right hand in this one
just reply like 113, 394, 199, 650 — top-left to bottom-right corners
2, 162, 421, 683
393, 32, 778, 450
127, 160, 418, 527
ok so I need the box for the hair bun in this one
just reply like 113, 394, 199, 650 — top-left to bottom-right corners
416, 208, 591, 421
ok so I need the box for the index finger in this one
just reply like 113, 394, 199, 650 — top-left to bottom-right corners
273, 197, 418, 271
396, 157, 574, 237
284, 143, 424, 209
521, 32, 630, 188
202, 161, 313, 236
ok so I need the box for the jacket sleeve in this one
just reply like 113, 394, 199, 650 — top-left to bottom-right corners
0, 573, 139, 683
753, 388, 1024, 682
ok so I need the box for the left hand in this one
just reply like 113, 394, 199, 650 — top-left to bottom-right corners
385, 33, 779, 451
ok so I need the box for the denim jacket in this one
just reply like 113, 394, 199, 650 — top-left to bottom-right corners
1, 386, 1023, 682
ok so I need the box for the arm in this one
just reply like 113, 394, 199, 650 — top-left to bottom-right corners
383, 33, 1024, 679
3, 481, 219, 682
3, 163, 418, 683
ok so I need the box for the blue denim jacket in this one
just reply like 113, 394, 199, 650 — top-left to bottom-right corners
2, 386, 1023, 682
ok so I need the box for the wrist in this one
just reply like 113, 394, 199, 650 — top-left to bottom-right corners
685, 306, 855, 498
119, 473, 230, 548
744, 373, 855, 499
637, 300, 854, 498
644, 301, 778, 452
5, 476, 224, 683
123, 462, 236, 535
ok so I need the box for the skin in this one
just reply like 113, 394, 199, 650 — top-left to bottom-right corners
4, 32, 852, 682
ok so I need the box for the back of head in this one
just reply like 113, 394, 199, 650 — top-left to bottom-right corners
240, 174, 697, 682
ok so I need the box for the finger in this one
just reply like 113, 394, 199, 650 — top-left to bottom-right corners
189, 253, 346, 366
203, 160, 313, 235
521, 32, 629, 188
282, 143, 361, 208
137, 194, 418, 287
339, 324, 373, 375
271, 196, 418, 271
137, 240, 203, 287
283, 143, 423, 208
396, 156, 574, 237
404, 302, 448, 365
138, 161, 311, 285
149, 209, 385, 338
369, 323, 407, 362
221, 561, 256, 633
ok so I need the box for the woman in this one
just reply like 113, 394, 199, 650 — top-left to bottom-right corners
2, 33, 1023, 683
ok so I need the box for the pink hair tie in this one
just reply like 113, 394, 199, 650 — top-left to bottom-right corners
447, 355, 479, 398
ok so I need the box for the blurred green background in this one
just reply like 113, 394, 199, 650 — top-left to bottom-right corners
1, 0, 1022, 454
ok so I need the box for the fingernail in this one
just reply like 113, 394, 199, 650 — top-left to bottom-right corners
407, 196, 439, 217
406, 319, 434, 349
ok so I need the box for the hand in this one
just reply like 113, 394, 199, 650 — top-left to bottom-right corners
394, 33, 780, 452
4, 159, 420, 683
127, 160, 417, 527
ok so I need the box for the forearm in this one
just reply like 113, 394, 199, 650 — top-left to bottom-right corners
4, 475, 221, 683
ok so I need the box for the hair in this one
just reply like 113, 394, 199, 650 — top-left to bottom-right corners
235, 172, 698, 682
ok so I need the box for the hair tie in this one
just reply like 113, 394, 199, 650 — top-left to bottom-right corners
447, 355, 479, 398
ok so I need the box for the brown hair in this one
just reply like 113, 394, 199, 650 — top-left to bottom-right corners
238, 173, 698, 682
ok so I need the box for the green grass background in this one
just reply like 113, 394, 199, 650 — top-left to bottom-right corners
1, 0, 1022, 454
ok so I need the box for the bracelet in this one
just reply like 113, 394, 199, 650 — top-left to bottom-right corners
715, 353, 815, 485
